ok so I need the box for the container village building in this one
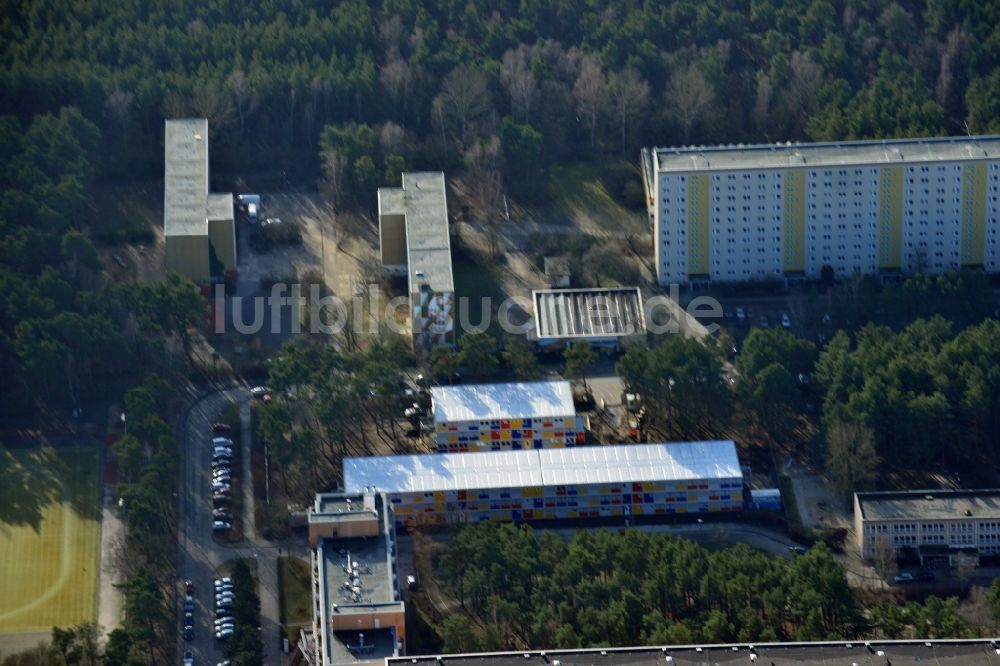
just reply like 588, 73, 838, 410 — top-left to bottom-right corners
854, 489, 1000, 565
532, 287, 646, 350
641, 136, 1000, 285
163, 118, 236, 284
377, 172, 455, 351
430, 381, 585, 453
343, 440, 744, 528
305, 493, 405, 666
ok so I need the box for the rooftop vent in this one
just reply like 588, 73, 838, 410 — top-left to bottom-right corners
925, 495, 934, 500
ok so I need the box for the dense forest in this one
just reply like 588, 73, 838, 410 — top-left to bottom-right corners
2, 0, 999, 191
434, 522, 992, 651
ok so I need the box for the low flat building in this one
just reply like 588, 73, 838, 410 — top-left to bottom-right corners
854, 489, 1000, 561
308, 493, 405, 666
431, 381, 584, 452
163, 118, 236, 284
344, 440, 744, 528
378, 173, 455, 351
533, 287, 646, 349
390, 639, 1000, 666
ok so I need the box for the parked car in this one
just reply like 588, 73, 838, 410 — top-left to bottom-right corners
211, 482, 231, 493
212, 437, 233, 446
250, 386, 271, 401
788, 545, 808, 555
917, 571, 936, 582
184, 579, 194, 594
215, 576, 232, 586
184, 625, 194, 641
213, 495, 232, 506
215, 607, 232, 618
211, 422, 232, 434
183, 650, 194, 666
212, 472, 232, 483
214, 616, 234, 626
216, 627, 234, 641
894, 572, 915, 584
212, 450, 233, 460
184, 595, 194, 612
735, 307, 746, 325
212, 520, 232, 531
184, 611, 193, 625
781, 313, 791, 329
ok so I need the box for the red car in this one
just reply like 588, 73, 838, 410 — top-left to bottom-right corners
184, 579, 194, 594
211, 422, 232, 434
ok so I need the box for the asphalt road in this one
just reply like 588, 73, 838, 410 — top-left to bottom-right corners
177, 387, 288, 666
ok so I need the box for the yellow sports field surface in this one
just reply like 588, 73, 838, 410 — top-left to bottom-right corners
0, 445, 101, 633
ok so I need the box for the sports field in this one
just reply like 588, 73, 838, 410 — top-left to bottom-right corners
0, 444, 101, 634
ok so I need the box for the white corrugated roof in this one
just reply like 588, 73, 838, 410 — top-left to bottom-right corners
343, 441, 742, 494
537, 440, 741, 486
432, 381, 575, 422
345, 449, 543, 494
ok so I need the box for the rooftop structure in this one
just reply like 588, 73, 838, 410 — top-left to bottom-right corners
378, 173, 455, 350
856, 489, 1000, 522
432, 381, 575, 423
308, 493, 404, 666
163, 119, 236, 283
654, 135, 1000, 173
853, 489, 1000, 560
344, 441, 741, 495
533, 287, 646, 348
389, 639, 1000, 666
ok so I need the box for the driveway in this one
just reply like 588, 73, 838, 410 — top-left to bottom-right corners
177, 386, 297, 665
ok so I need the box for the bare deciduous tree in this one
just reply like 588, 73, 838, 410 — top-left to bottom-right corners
379, 121, 406, 156
936, 27, 969, 118
500, 45, 538, 122
463, 135, 503, 216
320, 151, 349, 209
573, 56, 607, 148
607, 67, 650, 154
380, 14, 406, 61
666, 64, 717, 144
434, 64, 494, 150
226, 69, 256, 137
380, 58, 411, 120
103, 89, 135, 126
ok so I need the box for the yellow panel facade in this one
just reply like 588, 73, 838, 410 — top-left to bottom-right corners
782, 170, 806, 272
878, 167, 904, 269
960, 163, 987, 266
686, 174, 710, 275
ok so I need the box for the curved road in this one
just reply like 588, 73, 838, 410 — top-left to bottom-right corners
177, 386, 284, 665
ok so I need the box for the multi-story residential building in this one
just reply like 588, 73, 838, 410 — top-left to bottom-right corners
431, 381, 586, 452
344, 440, 745, 527
854, 489, 1000, 563
305, 492, 405, 666
641, 136, 1000, 285
378, 172, 455, 351
163, 118, 236, 284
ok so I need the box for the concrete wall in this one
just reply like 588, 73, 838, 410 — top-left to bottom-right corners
208, 217, 236, 270
379, 213, 407, 271
166, 235, 209, 283
309, 517, 381, 548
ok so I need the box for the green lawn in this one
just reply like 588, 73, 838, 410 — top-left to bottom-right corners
0, 444, 102, 633
278, 556, 312, 642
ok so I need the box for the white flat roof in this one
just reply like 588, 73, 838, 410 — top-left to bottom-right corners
164, 118, 210, 237
377, 172, 454, 293
654, 135, 1000, 174
432, 381, 575, 423
343, 441, 742, 494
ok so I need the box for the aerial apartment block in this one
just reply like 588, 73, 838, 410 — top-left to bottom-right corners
163, 118, 236, 284
641, 136, 1000, 285
377, 172, 455, 351
430, 381, 586, 453
854, 489, 1000, 564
